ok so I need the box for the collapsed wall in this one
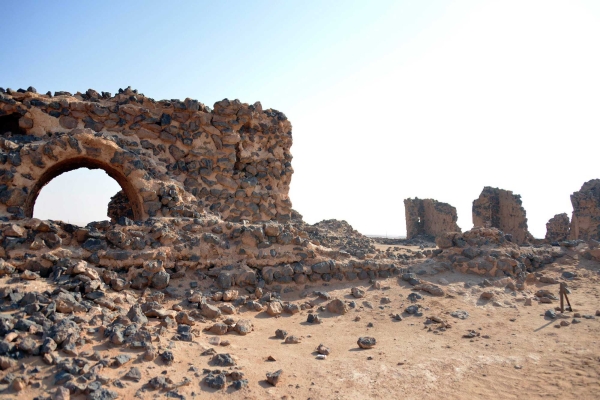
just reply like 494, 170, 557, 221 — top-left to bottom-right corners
568, 179, 600, 241
434, 227, 561, 278
545, 213, 570, 243
404, 198, 460, 239
472, 187, 531, 244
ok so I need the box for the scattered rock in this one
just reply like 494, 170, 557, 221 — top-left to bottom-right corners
208, 322, 228, 335
275, 329, 288, 339
316, 344, 331, 355
114, 354, 131, 367
266, 369, 283, 386
161, 351, 175, 365
234, 319, 253, 335
284, 335, 301, 344
412, 283, 445, 296
351, 287, 365, 298
307, 314, 322, 324
53, 386, 70, 400
450, 310, 469, 319
204, 372, 227, 389
212, 353, 235, 367
357, 337, 376, 349
123, 367, 142, 382
326, 299, 349, 315
480, 292, 494, 300
266, 302, 283, 316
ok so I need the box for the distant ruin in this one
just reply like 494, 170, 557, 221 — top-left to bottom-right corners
404, 198, 460, 239
472, 187, 531, 244
545, 213, 570, 242
569, 179, 600, 240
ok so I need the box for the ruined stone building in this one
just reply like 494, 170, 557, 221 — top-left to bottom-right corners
472, 187, 531, 244
0, 87, 293, 223
0, 86, 400, 291
545, 213, 570, 242
568, 179, 600, 240
404, 198, 460, 240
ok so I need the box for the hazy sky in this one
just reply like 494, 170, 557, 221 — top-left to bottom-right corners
2, 1, 600, 237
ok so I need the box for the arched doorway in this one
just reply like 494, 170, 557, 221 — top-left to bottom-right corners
24, 157, 143, 222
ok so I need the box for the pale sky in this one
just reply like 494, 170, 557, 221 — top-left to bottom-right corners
4, 1, 600, 237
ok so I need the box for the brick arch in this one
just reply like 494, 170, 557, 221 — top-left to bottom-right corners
24, 156, 144, 221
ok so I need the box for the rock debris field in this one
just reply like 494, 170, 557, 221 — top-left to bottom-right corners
0, 87, 598, 399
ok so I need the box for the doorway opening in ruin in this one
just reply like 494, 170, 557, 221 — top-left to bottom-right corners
0, 113, 26, 136
26, 157, 142, 225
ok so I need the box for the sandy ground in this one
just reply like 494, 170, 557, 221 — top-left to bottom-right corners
2, 257, 600, 400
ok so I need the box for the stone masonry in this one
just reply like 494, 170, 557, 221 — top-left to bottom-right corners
404, 198, 460, 240
568, 179, 600, 240
0, 86, 293, 223
472, 187, 531, 244
545, 213, 570, 243
0, 86, 404, 293
107, 190, 134, 223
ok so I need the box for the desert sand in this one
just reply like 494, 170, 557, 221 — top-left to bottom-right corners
2, 242, 598, 400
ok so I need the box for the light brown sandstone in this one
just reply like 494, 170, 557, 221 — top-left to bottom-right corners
404, 198, 460, 239
472, 187, 531, 244
568, 179, 600, 240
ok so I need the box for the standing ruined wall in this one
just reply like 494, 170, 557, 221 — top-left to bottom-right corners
545, 213, 570, 243
472, 187, 531, 244
568, 179, 600, 240
404, 198, 460, 239
0, 87, 293, 223
0, 86, 407, 291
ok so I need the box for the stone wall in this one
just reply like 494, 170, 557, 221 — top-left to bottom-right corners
0, 86, 293, 223
545, 213, 570, 243
0, 86, 408, 293
404, 198, 460, 239
569, 179, 600, 240
472, 187, 531, 244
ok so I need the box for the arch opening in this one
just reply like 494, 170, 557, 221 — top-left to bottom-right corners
25, 157, 143, 223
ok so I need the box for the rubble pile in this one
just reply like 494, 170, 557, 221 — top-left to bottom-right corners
434, 227, 563, 277
299, 219, 376, 259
